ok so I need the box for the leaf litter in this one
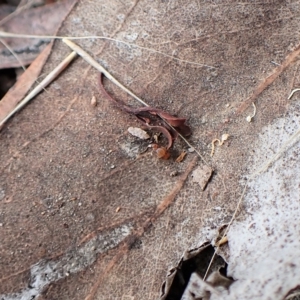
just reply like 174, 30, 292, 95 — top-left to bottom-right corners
99, 73, 191, 151
7, 23, 286, 299
0, 0, 78, 127
62, 39, 212, 163
1, 2, 300, 300
0, 0, 78, 68
0, 42, 53, 125
0, 27, 277, 299
0, 34, 211, 164
0, 50, 77, 128
0, 37, 215, 299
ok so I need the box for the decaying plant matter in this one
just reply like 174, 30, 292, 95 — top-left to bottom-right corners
99, 73, 191, 153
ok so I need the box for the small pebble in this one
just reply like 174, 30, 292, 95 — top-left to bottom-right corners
188, 147, 195, 153
128, 127, 150, 140
91, 96, 97, 107
170, 170, 178, 177
246, 116, 252, 122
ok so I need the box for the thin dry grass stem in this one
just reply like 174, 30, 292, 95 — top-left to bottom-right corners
246, 102, 256, 122
177, 131, 209, 165
0, 0, 34, 26
63, 39, 210, 165
62, 39, 149, 107
0, 1, 40, 71
0, 31, 215, 68
250, 127, 300, 177
288, 88, 300, 100
237, 41, 300, 114
0, 51, 77, 127
210, 134, 229, 157
203, 179, 248, 281
204, 126, 300, 280
0, 38, 26, 71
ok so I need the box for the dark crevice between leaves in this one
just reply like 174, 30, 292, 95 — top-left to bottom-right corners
161, 243, 233, 300
0, 68, 16, 98
284, 285, 300, 300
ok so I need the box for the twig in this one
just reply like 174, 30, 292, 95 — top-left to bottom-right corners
237, 41, 300, 113
63, 39, 210, 165
0, 51, 77, 127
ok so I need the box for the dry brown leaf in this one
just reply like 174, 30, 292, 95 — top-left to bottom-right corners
0, 2, 299, 300
181, 271, 233, 300
175, 151, 187, 163
0, 42, 52, 123
192, 165, 213, 191
0, 49, 77, 128
0, 0, 78, 68
0, 4, 15, 22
